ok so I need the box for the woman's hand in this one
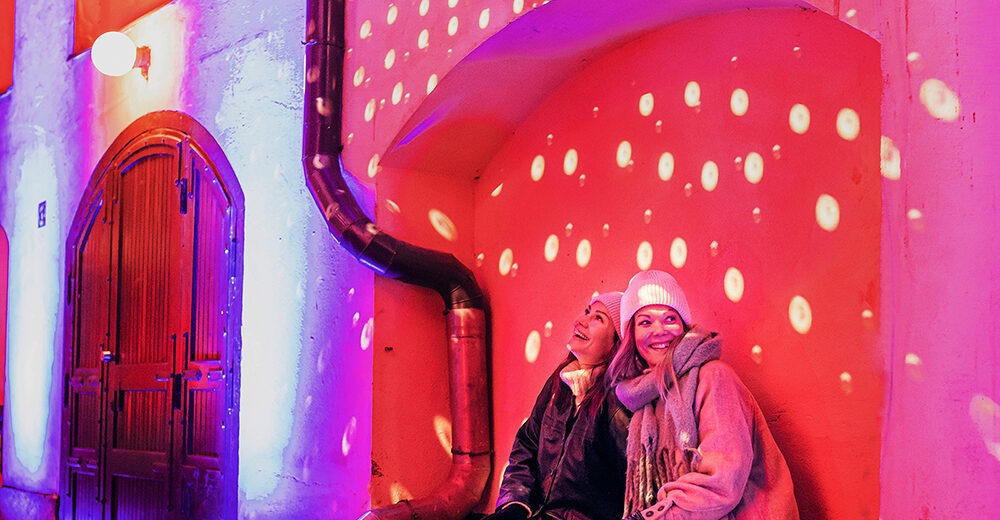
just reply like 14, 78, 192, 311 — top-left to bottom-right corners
482, 503, 530, 520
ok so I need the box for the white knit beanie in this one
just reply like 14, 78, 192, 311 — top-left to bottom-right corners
619, 270, 692, 334
591, 291, 624, 339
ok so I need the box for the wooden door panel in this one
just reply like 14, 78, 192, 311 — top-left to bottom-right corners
68, 472, 103, 520
109, 474, 169, 520
106, 149, 186, 518
65, 114, 241, 520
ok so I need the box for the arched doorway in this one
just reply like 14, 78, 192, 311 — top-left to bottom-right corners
61, 111, 243, 519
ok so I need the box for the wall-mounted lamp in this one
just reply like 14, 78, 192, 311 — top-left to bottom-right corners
91, 31, 150, 79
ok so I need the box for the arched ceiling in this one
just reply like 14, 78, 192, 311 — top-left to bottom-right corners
381, 0, 826, 177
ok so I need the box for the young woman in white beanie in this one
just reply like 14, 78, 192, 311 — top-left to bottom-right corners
609, 270, 798, 520
484, 292, 632, 520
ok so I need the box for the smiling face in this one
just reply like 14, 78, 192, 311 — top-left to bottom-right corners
633, 304, 686, 368
567, 301, 617, 366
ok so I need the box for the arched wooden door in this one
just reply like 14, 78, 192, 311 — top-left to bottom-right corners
62, 111, 243, 520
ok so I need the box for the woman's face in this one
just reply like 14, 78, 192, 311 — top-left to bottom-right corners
633, 304, 685, 368
567, 301, 617, 366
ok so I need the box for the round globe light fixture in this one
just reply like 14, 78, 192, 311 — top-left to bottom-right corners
91, 31, 150, 77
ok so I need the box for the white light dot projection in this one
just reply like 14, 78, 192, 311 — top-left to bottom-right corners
789, 295, 813, 334
544, 234, 559, 262
815, 194, 841, 231
724, 267, 745, 302
543, 321, 553, 337
391, 82, 403, 105
384, 48, 396, 69
919, 78, 961, 121
524, 330, 541, 363
364, 99, 376, 122
836, 108, 861, 140
616, 141, 632, 168
789, 103, 811, 134
564, 223, 573, 237
663, 238, 685, 269
387, 4, 398, 24
576, 239, 592, 268
419, 0, 429, 15
475, 252, 485, 267
969, 394, 1000, 462
684, 81, 701, 107
418, 29, 430, 49
880, 136, 902, 180
447, 16, 459, 36
730, 88, 749, 116
342, 416, 358, 456
432, 415, 452, 455
360, 19, 373, 39
563, 149, 578, 175
643, 208, 652, 224
361, 318, 374, 350
658, 152, 675, 181
904, 352, 924, 381
513, 0, 524, 14
391, 483, 414, 503
353, 66, 365, 86
636, 241, 653, 270
744, 152, 763, 184
531, 154, 545, 181
701, 161, 719, 191
602, 223, 610, 237
639, 93, 655, 116
840, 372, 853, 394
479, 8, 490, 28
384, 199, 401, 214
491, 183, 503, 197
498, 248, 514, 276
428, 209, 457, 241
751, 345, 763, 364
426, 74, 438, 94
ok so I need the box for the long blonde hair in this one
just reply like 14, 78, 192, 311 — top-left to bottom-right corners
608, 316, 687, 398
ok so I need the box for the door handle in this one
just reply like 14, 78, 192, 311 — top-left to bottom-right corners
171, 374, 182, 410
155, 373, 172, 382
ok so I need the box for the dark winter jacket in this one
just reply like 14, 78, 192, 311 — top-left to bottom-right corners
496, 364, 632, 520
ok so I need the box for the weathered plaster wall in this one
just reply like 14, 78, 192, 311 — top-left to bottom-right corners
0, 0, 374, 517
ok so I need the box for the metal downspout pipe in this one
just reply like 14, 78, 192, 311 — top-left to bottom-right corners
302, 1, 492, 519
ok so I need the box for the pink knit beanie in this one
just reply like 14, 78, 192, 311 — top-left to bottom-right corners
619, 270, 692, 333
591, 291, 624, 339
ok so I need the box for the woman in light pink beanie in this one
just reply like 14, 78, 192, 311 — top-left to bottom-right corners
609, 270, 799, 520
488, 292, 632, 520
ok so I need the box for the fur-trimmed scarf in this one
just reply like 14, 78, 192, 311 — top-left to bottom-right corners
615, 326, 722, 514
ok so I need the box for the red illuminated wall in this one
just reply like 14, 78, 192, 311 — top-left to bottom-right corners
369, 165, 477, 506
474, 10, 880, 518
73, 0, 171, 54
357, 5, 882, 518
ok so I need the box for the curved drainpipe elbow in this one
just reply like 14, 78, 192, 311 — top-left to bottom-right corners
302, 1, 492, 518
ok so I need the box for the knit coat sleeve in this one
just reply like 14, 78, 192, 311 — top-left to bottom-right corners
495, 373, 559, 513
641, 361, 755, 520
